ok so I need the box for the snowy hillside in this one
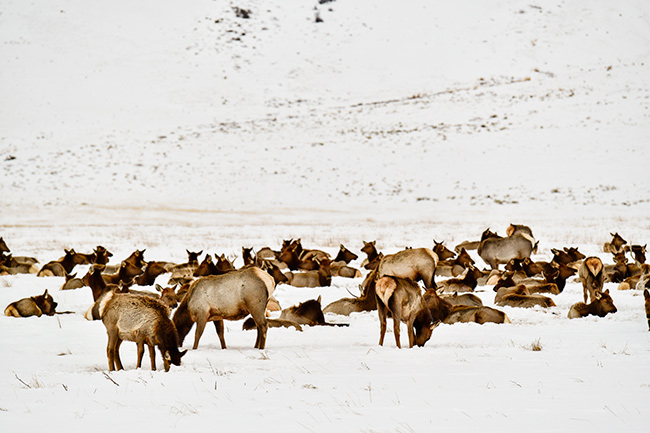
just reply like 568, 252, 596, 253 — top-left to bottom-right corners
1, 1, 650, 432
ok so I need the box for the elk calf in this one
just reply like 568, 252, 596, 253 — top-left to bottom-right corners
4, 290, 58, 317
375, 276, 437, 348
579, 257, 605, 303
568, 289, 617, 319
101, 292, 186, 371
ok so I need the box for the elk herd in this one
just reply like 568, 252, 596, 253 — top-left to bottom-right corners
1, 225, 648, 372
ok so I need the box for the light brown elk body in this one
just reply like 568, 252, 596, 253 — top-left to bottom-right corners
496, 293, 556, 309
579, 257, 605, 303
377, 247, 438, 289
101, 292, 186, 371
375, 276, 437, 348
172, 267, 274, 350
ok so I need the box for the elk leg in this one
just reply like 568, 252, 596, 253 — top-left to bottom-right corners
407, 317, 416, 349
213, 320, 227, 349
193, 316, 208, 350
106, 332, 118, 371
392, 315, 402, 349
136, 341, 145, 369
114, 339, 124, 370
376, 297, 388, 346
148, 344, 156, 371
246, 299, 269, 350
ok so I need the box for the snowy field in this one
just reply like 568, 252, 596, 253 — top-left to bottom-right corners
1, 0, 650, 432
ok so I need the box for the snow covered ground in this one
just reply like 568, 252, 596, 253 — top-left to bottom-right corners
1, 0, 649, 431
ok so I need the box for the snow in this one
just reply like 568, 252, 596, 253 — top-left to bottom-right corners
1, 0, 649, 431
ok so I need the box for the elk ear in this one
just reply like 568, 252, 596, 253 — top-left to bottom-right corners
430, 320, 441, 331
604, 289, 610, 295
164, 351, 172, 362
317, 295, 322, 304
594, 291, 602, 300
155, 284, 163, 293
43, 289, 49, 296
180, 349, 188, 358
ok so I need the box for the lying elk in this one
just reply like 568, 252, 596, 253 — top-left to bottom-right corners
568, 289, 617, 319
173, 267, 275, 350
603, 232, 627, 254
375, 276, 438, 348
477, 226, 535, 270
334, 244, 358, 264
37, 249, 89, 277
284, 258, 331, 288
360, 241, 380, 270
101, 292, 186, 371
496, 291, 556, 309
243, 296, 348, 331
436, 265, 483, 294
4, 289, 58, 317
322, 269, 379, 315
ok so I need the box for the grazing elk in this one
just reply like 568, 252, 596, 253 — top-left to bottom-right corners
375, 276, 437, 348
101, 292, 187, 371
568, 289, 617, 318
4, 289, 58, 318
603, 232, 627, 254
37, 249, 89, 277
579, 257, 605, 303
172, 267, 275, 350
477, 226, 535, 270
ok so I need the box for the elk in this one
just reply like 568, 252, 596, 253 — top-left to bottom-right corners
133, 261, 169, 286
172, 267, 275, 350
438, 291, 483, 307
568, 289, 617, 318
60, 272, 85, 290
37, 249, 89, 277
334, 244, 358, 264
375, 276, 437, 348
436, 265, 482, 293
477, 226, 535, 270
4, 289, 58, 317
603, 232, 627, 254
443, 305, 511, 324
101, 292, 186, 371
432, 240, 456, 261
496, 292, 556, 309
103, 261, 144, 286
377, 247, 438, 289
579, 257, 605, 303
323, 269, 379, 315
360, 241, 380, 269
630, 244, 647, 265
437, 248, 475, 277
284, 258, 331, 288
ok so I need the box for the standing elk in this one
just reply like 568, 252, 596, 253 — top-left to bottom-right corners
579, 257, 605, 303
172, 267, 275, 350
101, 292, 186, 371
375, 276, 437, 348
377, 247, 438, 289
